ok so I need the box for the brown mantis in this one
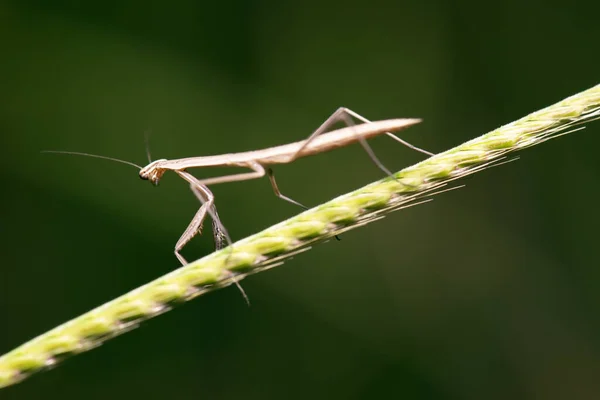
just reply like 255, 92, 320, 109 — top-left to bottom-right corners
45, 107, 432, 267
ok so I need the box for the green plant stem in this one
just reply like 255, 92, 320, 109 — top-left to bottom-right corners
1, 84, 599, 389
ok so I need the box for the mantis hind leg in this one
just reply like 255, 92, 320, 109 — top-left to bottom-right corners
288, 107, 434, 174
338, 107, 434, 157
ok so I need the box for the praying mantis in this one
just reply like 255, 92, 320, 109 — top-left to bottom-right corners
45, 107, 432, 266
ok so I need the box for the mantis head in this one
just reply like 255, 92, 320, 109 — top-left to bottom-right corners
139, 159, 168, 186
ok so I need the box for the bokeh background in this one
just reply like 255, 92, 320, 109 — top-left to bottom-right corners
1, 0, 599, 399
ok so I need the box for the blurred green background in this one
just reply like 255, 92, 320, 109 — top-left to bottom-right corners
1, 0, 599, 399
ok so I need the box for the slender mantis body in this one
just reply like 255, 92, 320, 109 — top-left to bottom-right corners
138, 107, 430, 265
46, 107, 432, 267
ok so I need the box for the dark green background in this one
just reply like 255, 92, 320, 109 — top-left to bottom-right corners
1, 0, 599, 399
